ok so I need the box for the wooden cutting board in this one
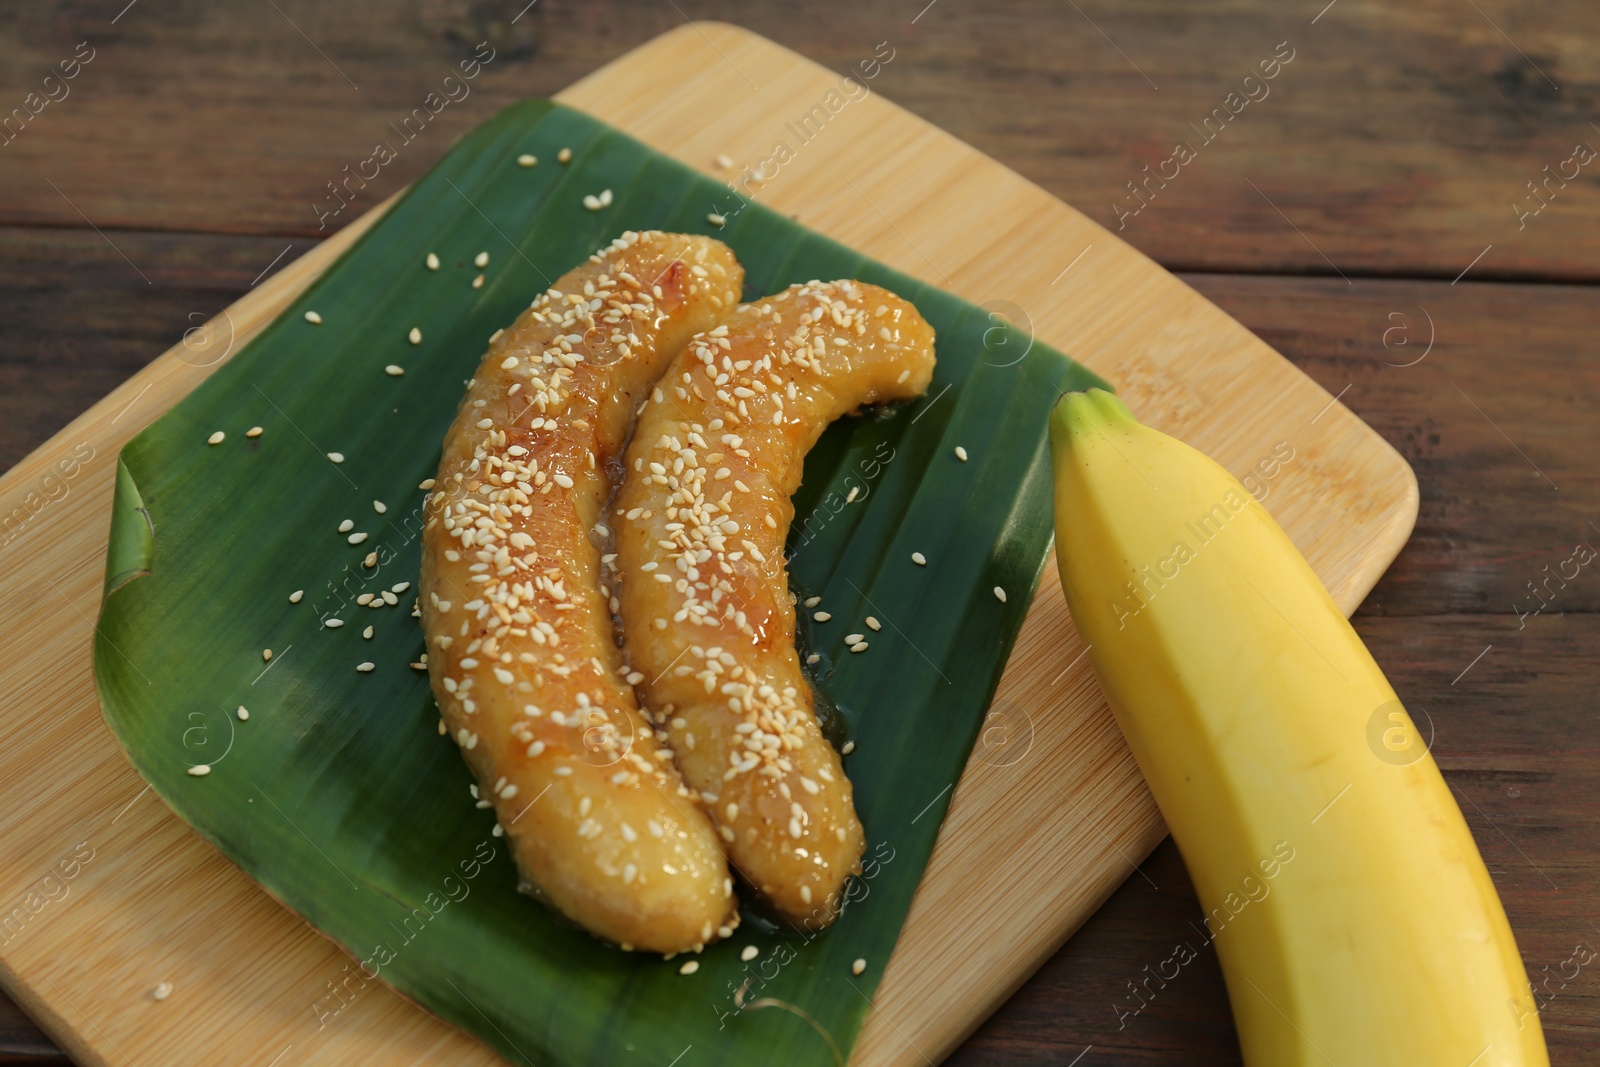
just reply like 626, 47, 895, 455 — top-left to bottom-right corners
0, 22, 1416, 1067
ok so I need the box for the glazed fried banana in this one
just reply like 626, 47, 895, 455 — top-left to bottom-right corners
420, 231, 744, 953
611, 280, 936, 925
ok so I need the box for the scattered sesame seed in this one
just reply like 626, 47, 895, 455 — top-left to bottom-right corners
408, 327, 422, 345
338, 519, 354, 533
356, 662, 375, 673
716, 153, 734, 169
363, 625, 373, 639
813, 611, 832, 622
391, 581, 410, 593
516, 153, 537, 167
844, 633, 864, 644
304, 310, 322, 324
845, 486, 860, 503
207, 431, 225, 446
741, 945, 759, 961
363, 552, 378, 569
236, 706, 249, 721
912, 552, 927, 565
373, 500, 387, 514
425, 252, 440, 271
152, 982, 173, 1000
262, 649, 272, 661
583, 194, 601, 211
324, 619, 344, 629
187, 765, 210, 777
245, 426, 263, 438
472, 274, 484, 289
419, 478, 436, 489
865, 617, 881, 631
557, 147, 572, 164
806, 653, 821, 665
289, 590, 303, 603
385, 364, 405, 377
850, 641, 868, 653
842, 741, 856, 755
852, 958, 866, 976
347, 532, 368, 545
327, 452, 345, 463
955, 445, 969, 461
679, 960, 699, 975
707, 213, 726, 227
803, 596, 821, 607
474, 251, 489, 268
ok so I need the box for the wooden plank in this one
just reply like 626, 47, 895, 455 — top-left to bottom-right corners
0, 23, 1416, 1067
3, 2, 1597, 280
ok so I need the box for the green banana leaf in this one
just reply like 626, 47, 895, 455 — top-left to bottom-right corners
95, 99, 1106, 1066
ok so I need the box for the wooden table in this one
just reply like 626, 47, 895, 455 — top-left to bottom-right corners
2, 1, 1596, 1062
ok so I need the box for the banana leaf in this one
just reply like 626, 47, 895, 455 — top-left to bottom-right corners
95, 99, 1106, 1066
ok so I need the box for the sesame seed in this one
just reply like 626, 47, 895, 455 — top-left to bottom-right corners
363, 625, 373, 639
955, 446, 969, 461
304, 310, 322, 324
347, 532, 368, 545
803, 596, 821, 607
207, 431, 225, 445
707, 213, 726, 227
338, 519, 354, 533
426, 252, 440, 271
516, 153, 537, 167
582, 194, 601, 211
865, 617, 881, 631
715, 153, 734, 169
438, 718, 447, 734
557, 147, 572, 164
842, 740, 856, 755
357, 594, 373, 606
246, 426, 263, 438
187, 764, 211, 777
356, 662, 375, 672
844, 633, 864, 644
391, 582, 410, 593
262, 649, 272, 662
324, 619, 344, 629
419, 478, 436, 489
474, 251, 489, 268
327, 452, 344, 463
385, 364, 405, 377
741, 945, 759, 961
289, 590, 303, 603
152, 982, 173, 1000
806, 653, 821, 665
408, 327, 422, 345
813, 611, 832, 622
236, 706, 249, 721
994, 586, 1008, 603
363, 552, 378, 569
852, 958, 866, 975
850, 641, 868, 653
472, 274, 484, 289
373, 500, 387, 514
912, 552, 927, 565
679, 960, 699, 975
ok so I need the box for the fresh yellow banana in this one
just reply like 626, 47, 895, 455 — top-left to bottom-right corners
1048, 389, 1548, 1066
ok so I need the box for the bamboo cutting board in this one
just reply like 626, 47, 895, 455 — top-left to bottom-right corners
0, 23, 1416, 1067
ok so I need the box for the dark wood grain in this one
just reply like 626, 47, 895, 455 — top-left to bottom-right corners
1, 1, 1598, 278
2, 1, 1597, 1063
